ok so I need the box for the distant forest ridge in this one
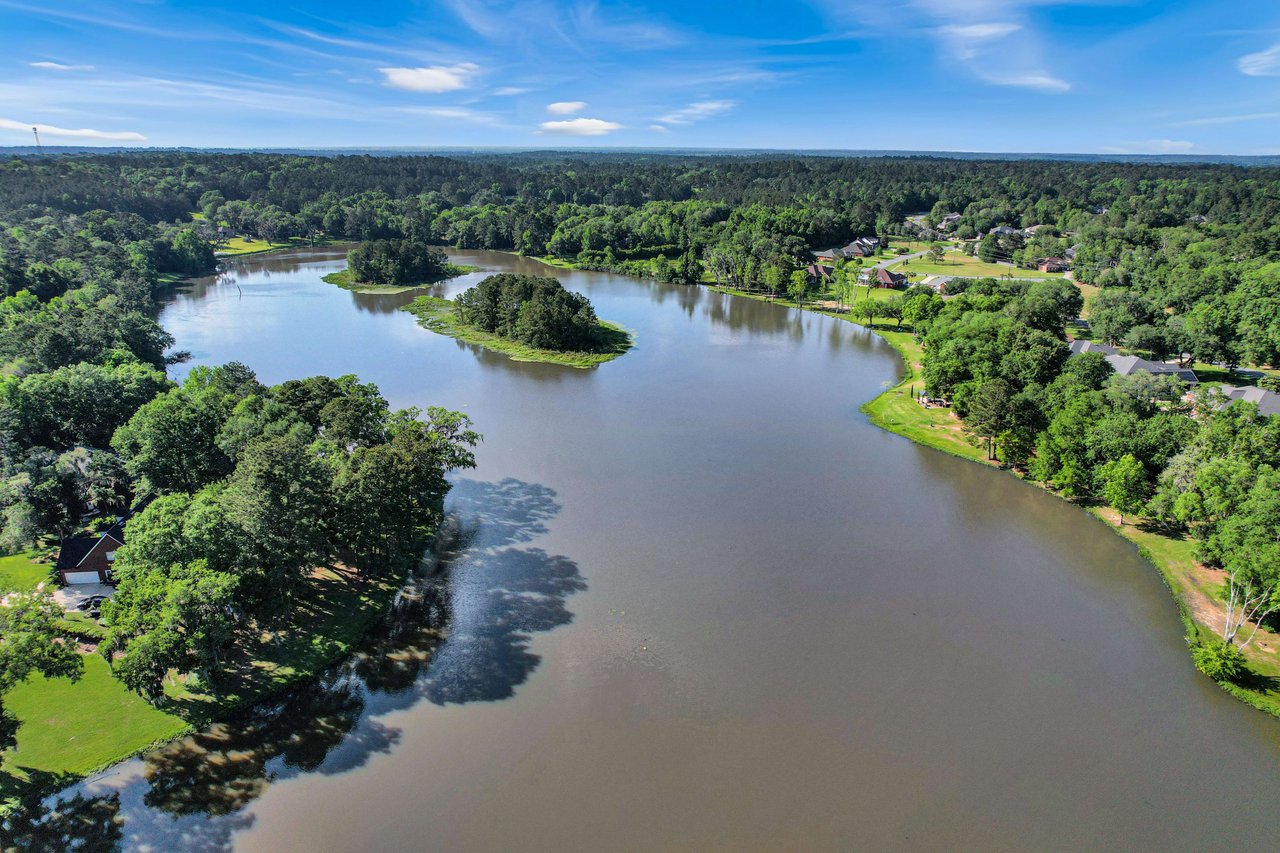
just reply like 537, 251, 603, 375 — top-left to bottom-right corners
4, 146, 1280, 166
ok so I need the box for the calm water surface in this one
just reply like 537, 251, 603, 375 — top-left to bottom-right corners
50, 248, 1280, 850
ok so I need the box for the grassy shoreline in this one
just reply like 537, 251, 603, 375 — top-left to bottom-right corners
709, 280, 1280, 718
402, 295, 634, 368
843, 318, 1280, 718
322, 265, 479, 294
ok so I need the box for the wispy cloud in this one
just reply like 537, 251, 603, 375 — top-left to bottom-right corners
398, 106, 500, 124
648, 124, 670, 133
538, 117, 622, 135
493, 86, 530, 96
1171, 111, 1280, 127
656, 100, 734, 125
823, 1, 1077, 94
379, 63, 479, 93
1100, 139, 1194, 154
546, 101, 587, 115
1237, 43, 1280, 76
30, 61, 95, 72
0, 117, 145, 141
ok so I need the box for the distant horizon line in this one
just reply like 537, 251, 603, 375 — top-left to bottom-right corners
3, 144, 1280, 165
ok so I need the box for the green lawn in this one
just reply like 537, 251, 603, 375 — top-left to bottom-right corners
402, 296, 634, 369
888, 252, 1065, 279
0, 656, 189, 803
214, 236, 336, 257
1, 562, 407, 808
0, 552, 50, 593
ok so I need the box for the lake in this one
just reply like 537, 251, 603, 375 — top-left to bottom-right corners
51, 247, 1280, 850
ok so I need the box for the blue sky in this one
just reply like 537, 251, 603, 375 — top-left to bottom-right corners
3, 0, 1280, 153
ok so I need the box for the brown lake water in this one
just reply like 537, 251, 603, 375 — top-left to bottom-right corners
44, 247, 1280, 850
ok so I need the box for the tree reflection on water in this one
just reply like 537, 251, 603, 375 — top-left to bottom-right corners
31, 477, 588, 843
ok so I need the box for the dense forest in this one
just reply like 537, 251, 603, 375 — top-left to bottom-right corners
1, 148, 1279, 713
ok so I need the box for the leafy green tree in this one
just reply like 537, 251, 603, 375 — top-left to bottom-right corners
787, 270, 810, 308
1096, 453, 1148, 524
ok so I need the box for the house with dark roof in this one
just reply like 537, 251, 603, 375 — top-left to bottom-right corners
1105, 354, 1199, 385
875, 267, 907, 288
1068, 340, 1117, 357
1217, 384, 1280, 417
55, 497, 150, 585
987, 225, 1019, 238
842, 237, 881, 258
805, 264, 834, 283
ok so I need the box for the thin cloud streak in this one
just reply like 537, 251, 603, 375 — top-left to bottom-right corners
0, 117, 145, 141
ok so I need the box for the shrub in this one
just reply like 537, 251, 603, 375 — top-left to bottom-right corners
1192, 641, 1247, 683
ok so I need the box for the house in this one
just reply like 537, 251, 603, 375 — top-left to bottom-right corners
920, 274, 948, 292
842, 237, 882, 258
1216, 384, 1280, 417
875, 267, 907, 288
987, 225, 1019, 238
1064, 246, 1079, 260
805, 264, 834, 283
57, 521, 125, 586
1068, 339, 1117, 357
55, 497, 151, 585
1105, 354, 1199, 385
1024, 224, 1050, 236
813, 248, 841, 262
938, 213, 962, 231
1037, 257, 1070, 273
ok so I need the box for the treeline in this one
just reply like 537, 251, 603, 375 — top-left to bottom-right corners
101, 365, 478, 698
916, 277, 1279, 679
7, 151, 1280, 364
455, 273, 602, 351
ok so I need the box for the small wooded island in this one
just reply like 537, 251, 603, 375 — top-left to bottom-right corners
323, 240, 477, 292
403, 273, 633, 368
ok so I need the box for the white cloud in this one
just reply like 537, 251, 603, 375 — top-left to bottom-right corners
398, 106, 499, 124
1101, 139, 1194, 154
1238, 43, 1280, 76
546, 101, 587, 115
656, 100, 734, 125
493, 86, 529, 96
993, 73, 1071, 93
538, 117, 622, 136
825, 2, 1072, 94
1172, 111, 1280, 127
648, 124, 670, 133
937, 23, 1021, 41
0, 118, 145, 141
30, 61, 95, 72
379, 63, 478, 93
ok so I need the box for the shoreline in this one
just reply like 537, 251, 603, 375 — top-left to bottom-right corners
698, 279, 1280, 719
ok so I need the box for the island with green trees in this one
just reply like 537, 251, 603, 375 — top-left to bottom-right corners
323, 239, 478, 293
403, 273, 633, 368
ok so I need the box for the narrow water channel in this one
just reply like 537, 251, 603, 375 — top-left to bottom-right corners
46, 248, 1280, 850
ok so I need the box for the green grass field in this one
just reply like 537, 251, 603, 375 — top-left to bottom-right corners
0, 552, 50, 593
887, 250, 1065, 280
402, 296, 634, 368
1, 656, 189, 802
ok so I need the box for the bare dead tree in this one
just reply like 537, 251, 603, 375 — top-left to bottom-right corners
1222, 570, 1280, 651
